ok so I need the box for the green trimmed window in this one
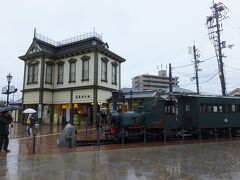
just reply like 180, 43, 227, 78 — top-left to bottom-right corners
112, 62, 118, 84
101, 60, 107, 82
68, 59, 77, 83
57, 63, 64, 84
45, 63, 53, 84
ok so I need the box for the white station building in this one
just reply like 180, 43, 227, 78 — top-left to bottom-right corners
19, 30, 125, 125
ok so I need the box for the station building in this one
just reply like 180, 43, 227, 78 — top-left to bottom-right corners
19, 30, 125, 125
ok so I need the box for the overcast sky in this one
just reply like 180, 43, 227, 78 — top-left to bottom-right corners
0, 0, 240, 101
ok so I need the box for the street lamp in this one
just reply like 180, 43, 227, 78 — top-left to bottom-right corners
1, 73, 17, 106
6, 73, 13, 106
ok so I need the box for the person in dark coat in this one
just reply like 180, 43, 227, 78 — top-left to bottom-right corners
0, 109, 13, 153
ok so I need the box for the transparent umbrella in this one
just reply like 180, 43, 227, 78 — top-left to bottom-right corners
23, 108, 37, 114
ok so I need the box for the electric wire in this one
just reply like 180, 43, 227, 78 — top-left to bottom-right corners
172, 56, 216, 69
180, 71, 219, 87
199, 72, 219, 84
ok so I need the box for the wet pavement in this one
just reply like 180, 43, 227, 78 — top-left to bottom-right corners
1, 123, 240, 179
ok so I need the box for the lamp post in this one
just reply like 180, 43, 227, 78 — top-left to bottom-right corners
6, 73, 13, 106
129, 90, 133, 111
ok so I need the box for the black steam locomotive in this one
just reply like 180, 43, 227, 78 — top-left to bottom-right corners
107, 94, 240, 140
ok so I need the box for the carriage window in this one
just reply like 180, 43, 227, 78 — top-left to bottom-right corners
164, 106, 168, 113
165, 105, 175, 114
185, 105, 190, 112
207, 105, 212, 112
213, 105, 218, 112
232, 105, 236, 112
200, 104, 206, 112
171, 105, 175, 114
219, 105, 223, 113
225, 105, 230, 113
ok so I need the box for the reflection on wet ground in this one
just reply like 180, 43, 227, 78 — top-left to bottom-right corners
1, 123, 240, 179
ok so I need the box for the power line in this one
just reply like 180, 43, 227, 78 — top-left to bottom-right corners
180, 82, 196, 87
173, 63, 193, 69
199, 72, 219, 84
181, 72, 219, 87
200, 69, 218, 78
201, 56, 216, 62
172, 56, 216, 69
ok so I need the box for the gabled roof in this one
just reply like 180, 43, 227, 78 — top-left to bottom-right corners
25, 38, 56, 56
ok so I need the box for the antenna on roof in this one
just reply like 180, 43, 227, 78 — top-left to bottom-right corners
161, 64, 163, 70
93, 27, 95, 32
34, 28, 36, 38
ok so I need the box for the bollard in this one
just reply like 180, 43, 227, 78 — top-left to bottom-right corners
69, 132, 72, 149
33, 128, 36, 154
163, 129, 166, 144
198, 128, 202, 140
97, 128, 100, 147
144, 128, 147, 144
215, 128, 218, 139
229, 127, 232, 138
121, 129, 125, 144
182, 129, 185, 141
75, 130, 77, 147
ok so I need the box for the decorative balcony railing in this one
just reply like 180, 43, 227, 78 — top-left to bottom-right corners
35, 31, 102, 46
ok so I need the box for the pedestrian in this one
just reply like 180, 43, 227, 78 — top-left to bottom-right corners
0, 109, 13, 153
27, 113, 36, 136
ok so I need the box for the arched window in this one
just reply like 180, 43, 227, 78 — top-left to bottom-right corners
68, 59, 77, 83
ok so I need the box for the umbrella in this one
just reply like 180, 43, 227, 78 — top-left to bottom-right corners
0, 106, 21, 113
23, 108, 37, 114
3, 105, 21, 111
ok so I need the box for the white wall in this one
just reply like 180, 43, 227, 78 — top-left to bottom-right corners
43, 91, 53, 104
53, 91, 70, 104
24, 91, 39, 104
97, 89, 112, 103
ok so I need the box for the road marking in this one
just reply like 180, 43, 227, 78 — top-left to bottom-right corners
11, 128, 97, 140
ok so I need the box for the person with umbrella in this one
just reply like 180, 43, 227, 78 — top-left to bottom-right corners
23, 108, 37, 136
27, 113, 37, 136
0, 108, 13, 153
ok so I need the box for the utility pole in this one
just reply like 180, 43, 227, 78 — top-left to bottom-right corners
191, 43, 201, 94
206, 2, 228, 96
169, 63, 173, 95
